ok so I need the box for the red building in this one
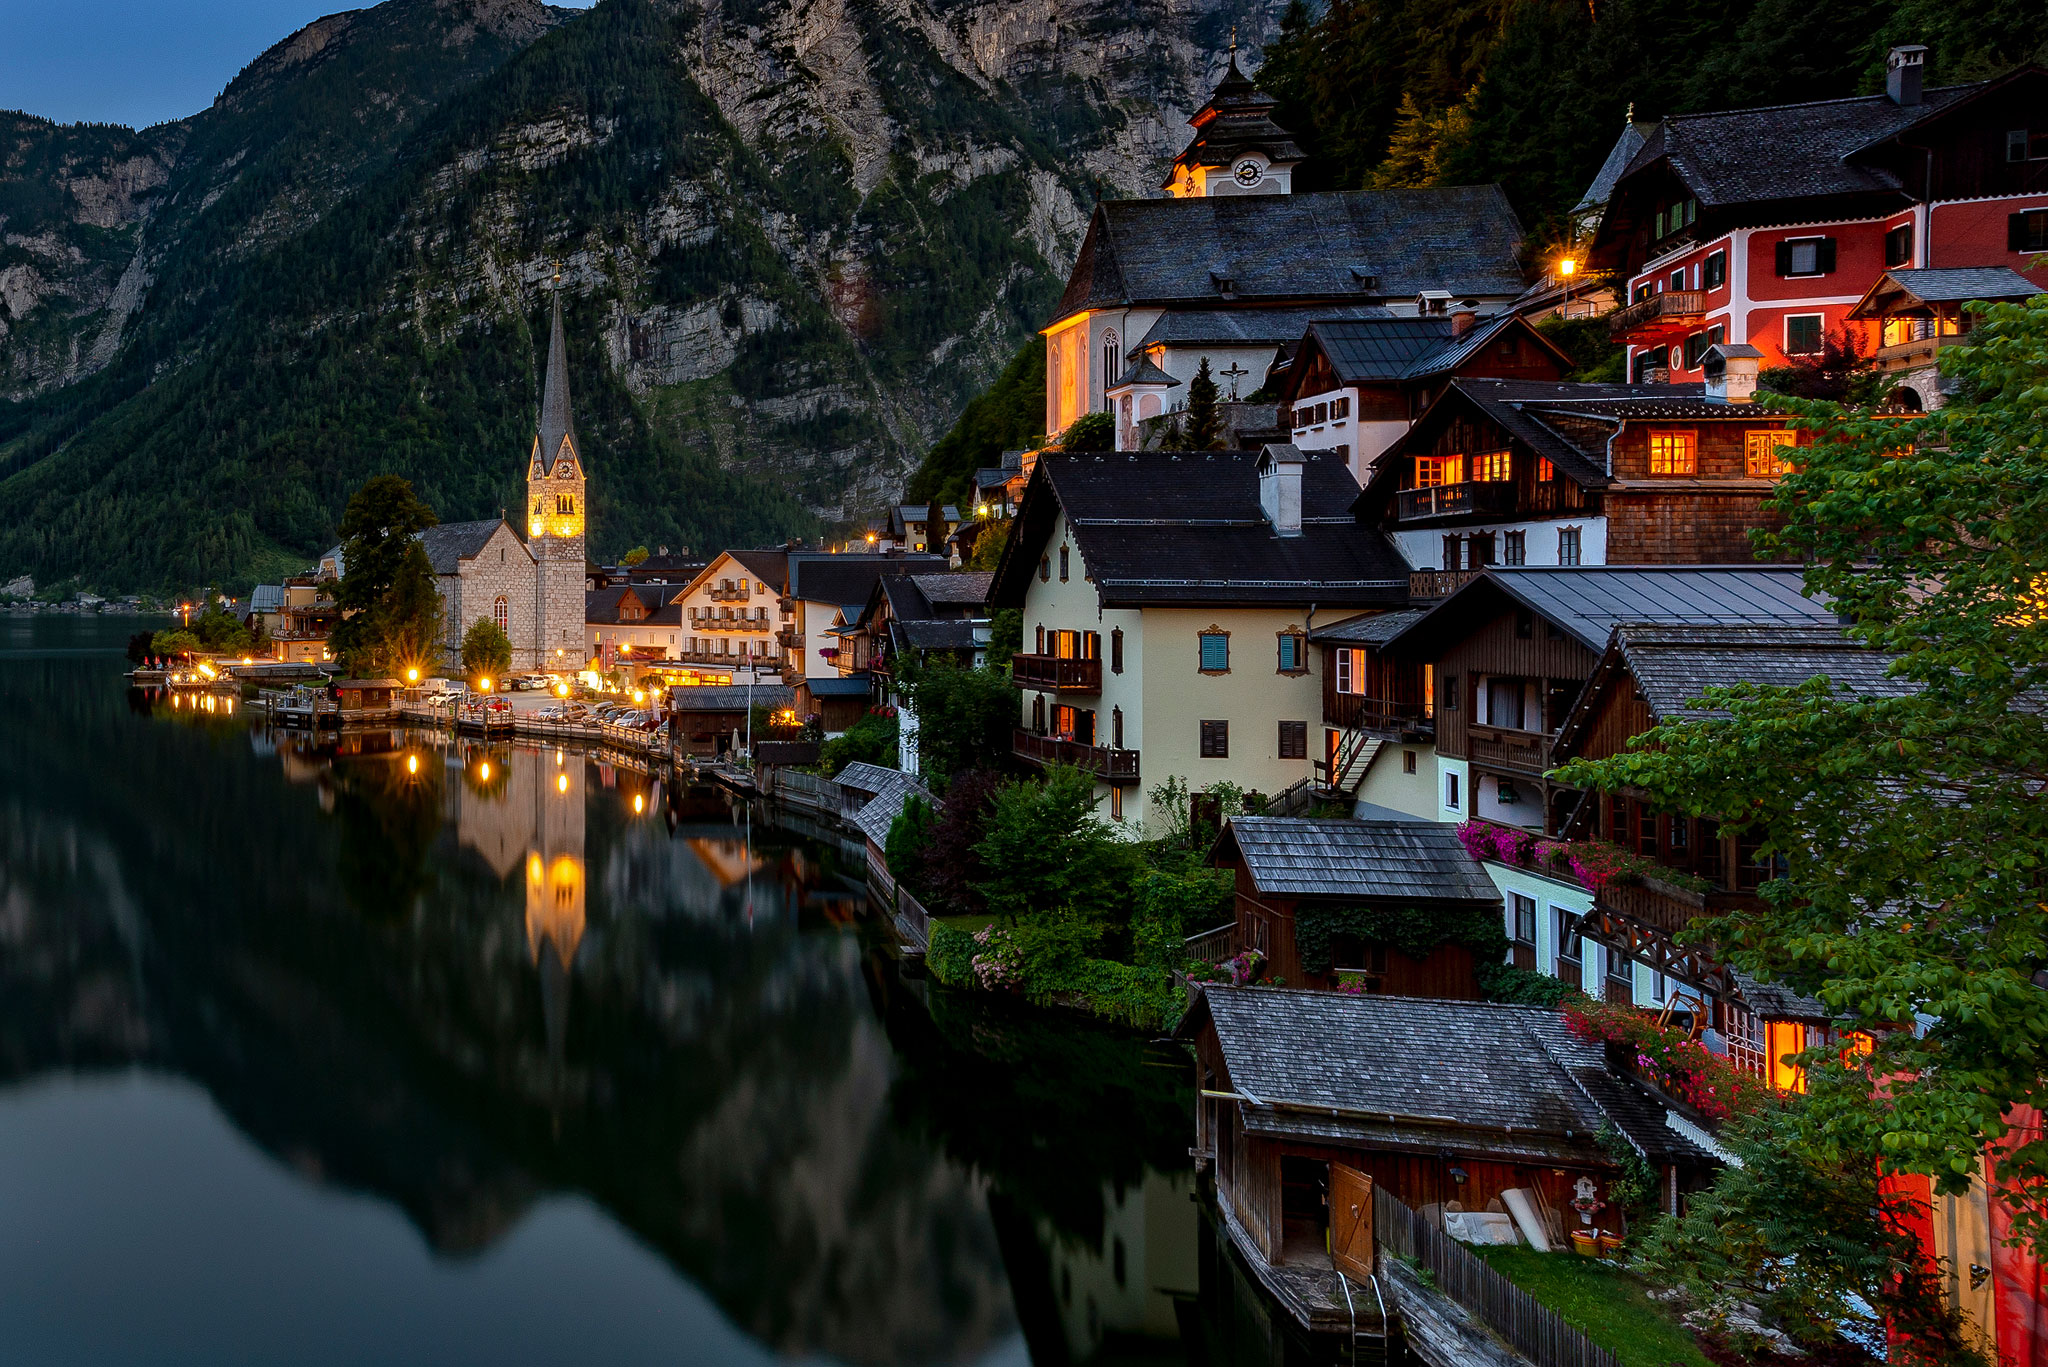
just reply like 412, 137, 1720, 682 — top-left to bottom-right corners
1592, 47, 2048, 392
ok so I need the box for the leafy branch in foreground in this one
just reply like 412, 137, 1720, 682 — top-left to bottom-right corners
1554, 295, 2048, 1255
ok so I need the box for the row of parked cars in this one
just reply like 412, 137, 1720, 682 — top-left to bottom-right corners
531, 701, 664, 731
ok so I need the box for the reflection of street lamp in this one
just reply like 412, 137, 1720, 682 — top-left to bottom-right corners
406, 754, 419, 775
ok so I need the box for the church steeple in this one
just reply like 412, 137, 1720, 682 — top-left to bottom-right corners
536, 288, 580, 478
1163, 48, 1303, 198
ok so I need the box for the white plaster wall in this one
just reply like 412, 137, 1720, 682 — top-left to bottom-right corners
1436, 755, 1470, 823
1349, 738, 1439, 819
1388, 516, 1610, 571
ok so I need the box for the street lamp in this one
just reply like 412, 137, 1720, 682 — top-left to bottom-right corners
478, 677, 492, 692
406, 667, 420, 684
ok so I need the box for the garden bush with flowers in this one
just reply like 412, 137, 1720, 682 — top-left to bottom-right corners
1562, 997, 1765, 1122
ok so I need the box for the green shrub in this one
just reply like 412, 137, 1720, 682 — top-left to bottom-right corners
818, 708, 897, 775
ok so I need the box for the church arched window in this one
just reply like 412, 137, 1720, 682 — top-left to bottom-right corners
1101, 329, 1120, 396
494, 597, 509, 634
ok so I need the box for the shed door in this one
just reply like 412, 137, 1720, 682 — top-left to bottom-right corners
1330, 1163, 1374, 1282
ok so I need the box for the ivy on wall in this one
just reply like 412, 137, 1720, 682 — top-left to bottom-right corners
1294, 903, 1579, 1007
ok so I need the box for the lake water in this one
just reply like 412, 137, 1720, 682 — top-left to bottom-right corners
0, 615, 1309, 1366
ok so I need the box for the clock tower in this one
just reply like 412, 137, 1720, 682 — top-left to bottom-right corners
1162, 44, 1303, 198
528, 289, 588, 670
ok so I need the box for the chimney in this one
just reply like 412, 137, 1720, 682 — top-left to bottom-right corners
1887, 45, 1926, 106
1258, 445, 1306, 536
1451, 309, 1478, 338
1701, 343, 1764, 404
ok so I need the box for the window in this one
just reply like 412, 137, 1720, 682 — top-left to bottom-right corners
2011, 210, 2048, 253
1039, 555, 1049, 582
1536, 457, 1556, 482
1335, 647, 1363, 695
1199, 631, 1230, 673
1652, 197, 1697, 239
1648, 429, 1697, 476
1276, 631, 1307, 674
1512, 894, 1537, 946
1111, 706, 1124, 747
1607, 947, 1634, 997
1503, 530, 1525, 566
1556, 908, 1583, 962
1785, 314, 1825, 356
493, 596, 509, 633
1470, 532, 1496, 566
1445, 772, 1460, 809
1200, 720, 1229, 758
1444, 675, 1460, 711
2010, 130, 2029, 162
1473, 450, 1512, 482
1702, 249, 1727, 290
1775, 236, 1835, 277
1442, 535, 1463, 571
1638, 806, 1659, 857
1414, 453, 1464, 487
1558, 526, 1582, 566
1332, 396, 1351, 419
1403, 749, 1417, 774
1631, 345, 1669, 383
1670, 268, 1687, 292
1885, 223, 1914, 268
1634, 282, 1655, 303
1059, 545, 1069, 581
1101, 330, 1120, 390
1683, 332, 1709, 369
1109, 786, 1123, 821
1110, 627, 1123, 674
1746, 430, 1796, 478
1278, 720, 1307, 758
1423, 663, 1435, 719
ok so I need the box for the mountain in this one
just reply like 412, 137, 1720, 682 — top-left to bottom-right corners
0, 0, 1271, 591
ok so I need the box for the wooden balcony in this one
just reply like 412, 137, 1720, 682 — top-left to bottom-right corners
1325, 691, 1429, 736
1409, 569, 1480, 600
776, 627, 803, 648
1608, 289, 1706, 342
1394, 480, 1517, 523
1012, 728, 1140, 786
708, 586, 752, 602
1466, 724, 1552, 776
1010, 653, 1101, 693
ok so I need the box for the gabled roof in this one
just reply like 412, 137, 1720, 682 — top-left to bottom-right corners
1848, 266, 2041, 317
1134, 303, 1390, 352
668, 684, 793, 712
908, 572, 992, 607
1554, 621, 1905, 759
1212, 817, 1500, 903
1179, 987, 1710, 1164
990, 452, 1410, 610
1385, 567, 1835, 657
585, 584, 669, 624
894, 619, 980, 651
840, 764, 937, 846
1573, 119, 1656, 217
787, 552, 945, 606
1049, 188, 1527, 326
248, 585, 285, 613
1399, 313, 1575, 383
420, 519, 521, 575
1310, 609, 1427, 646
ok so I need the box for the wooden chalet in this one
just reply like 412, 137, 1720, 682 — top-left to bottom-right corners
666, 683, 793, 758
1354, 377, 1807, 580
1307, 607, 1431, 798
1210, 817, 1501, 993
1180, 987, 1715, 1333
1845, 266, 2040, 409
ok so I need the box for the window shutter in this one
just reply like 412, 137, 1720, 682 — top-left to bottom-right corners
1774, 241, 1793, 276
2013, 213, 2030, 252
1816, 237, 1837, 274
1111, 628, 1123, 673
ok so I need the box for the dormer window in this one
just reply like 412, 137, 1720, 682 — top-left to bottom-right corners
1653, 197, 1698, 240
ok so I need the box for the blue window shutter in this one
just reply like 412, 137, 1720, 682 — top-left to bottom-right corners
1201, 634, 1229, 670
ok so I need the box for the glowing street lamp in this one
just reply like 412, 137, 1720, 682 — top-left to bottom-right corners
1557, 256, 1578, 278
406, 667, 420, 683
477, 677, 492, 693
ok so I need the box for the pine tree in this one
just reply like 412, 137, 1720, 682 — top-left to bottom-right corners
1186, 358, 1225, 451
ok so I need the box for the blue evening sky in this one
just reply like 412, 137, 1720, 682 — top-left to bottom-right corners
0, 0, 596, 130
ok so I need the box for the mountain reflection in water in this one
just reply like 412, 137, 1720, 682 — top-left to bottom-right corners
0, 618, 1242, 1367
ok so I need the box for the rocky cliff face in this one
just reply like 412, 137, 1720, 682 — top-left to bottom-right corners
0, 0, 1272, 588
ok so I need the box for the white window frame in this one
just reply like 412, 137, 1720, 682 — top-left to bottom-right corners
1784, 312, 1826, 356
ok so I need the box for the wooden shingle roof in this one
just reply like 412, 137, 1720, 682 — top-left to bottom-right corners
1213, 817, 1500, 903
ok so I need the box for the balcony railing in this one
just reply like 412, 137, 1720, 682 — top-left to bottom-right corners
1467, 724, 1552, 775
708, 586, 751, 602
1409, 569, 1480, 600
1325, 691, 1429, 735
1010, 653, 1102, 693
1012, 728, 1140, 785
1598, 877, 1709, 938
776, 627, 804, 648
1608, 289, 1706, 340
692, 615, 769, 632
1394, 480, 1517, 523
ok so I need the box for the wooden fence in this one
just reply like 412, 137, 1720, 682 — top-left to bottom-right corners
1183, 922, 1238, 966
771, 768, 842, 816
1374, 1187, 1621, 1367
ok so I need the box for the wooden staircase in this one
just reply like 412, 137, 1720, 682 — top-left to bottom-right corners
1316, 730, 1383, 797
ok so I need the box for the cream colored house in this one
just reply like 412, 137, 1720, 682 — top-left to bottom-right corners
661, 548, 790, 682
991, 447, 1412, 832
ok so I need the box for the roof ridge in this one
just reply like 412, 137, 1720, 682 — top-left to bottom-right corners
1662, 80, 1985, 124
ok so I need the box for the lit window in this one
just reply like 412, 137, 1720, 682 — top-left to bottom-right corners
1110, 786, 1123, 822
1473, 450, 1512, 482
493, 596, 508, 632
1746, 430, 1796, 478
1647, 430, 1697, 476
1414, 454, 1465, 487
1335, 647, 1363, 695
1536, 457, 1555, 482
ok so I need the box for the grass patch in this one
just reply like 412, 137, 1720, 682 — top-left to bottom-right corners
1473, 1245, 1710, 1367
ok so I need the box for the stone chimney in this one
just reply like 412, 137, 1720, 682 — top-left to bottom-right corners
1257, 444, 1306, 536
1451, 309, 1478, 338
1702, 343, 1764, 404
1887, 45, 1926, 106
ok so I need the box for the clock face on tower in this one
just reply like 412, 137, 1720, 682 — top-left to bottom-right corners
1233, 159, 1262, 187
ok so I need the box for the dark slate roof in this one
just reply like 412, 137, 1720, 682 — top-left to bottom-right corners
420, 519, 518, 575
1624, 82, 1983, 208
586, 585, 655, 623
667, 684, 793, 712
1135, 303, 1390, 352
894, 619, 980, 650
1310, 609, 1428, 645
994, 452, 1409, 609
1573, 120, 1655, 216
1850, 266, 2042, 318
1400, 313, 1572, 381
1387, 567, 1836, 656
1214, 817, 1500, 903
843, 766, 938, 846
1729, 969, 1831, 1024
1616, 622, 1905, 719
1183, 988, 1708, 1164
788, 553, 946, 606
1050, 188, 1527, 325
1301, 317, 1465, 383
725, 548, 790, 587
804, 676, 871, 697
909, 572, 992, 607
536, 291, 579, 474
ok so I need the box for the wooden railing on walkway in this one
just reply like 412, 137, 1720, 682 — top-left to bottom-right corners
1375, 1187, 1621, 1367
1183, 922, 1238, 966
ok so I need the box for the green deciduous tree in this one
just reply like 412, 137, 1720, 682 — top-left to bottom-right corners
329, 475, 443, 678
974, 765, 1138, 925
1185, 358, 1224, 451
619, 545, 650, 566
899, 657, 1019, 789
1553, 295, 2048, 1252
1059, 411, 1114, 451
461, 616, 513, 681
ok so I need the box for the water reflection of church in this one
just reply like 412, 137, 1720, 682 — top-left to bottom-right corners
450, 743, 588, 972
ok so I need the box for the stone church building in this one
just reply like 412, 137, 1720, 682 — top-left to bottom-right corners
421, 294, 591, 673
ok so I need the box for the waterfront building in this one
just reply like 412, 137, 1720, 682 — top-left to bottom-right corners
988, 447, 1408, 831
780, 551, 945, 733
833, 570, 991, 777
1590, 49, 2048, 392
655, 547, 791, 684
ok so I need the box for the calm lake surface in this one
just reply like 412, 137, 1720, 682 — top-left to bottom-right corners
0, 615, 1279, 1367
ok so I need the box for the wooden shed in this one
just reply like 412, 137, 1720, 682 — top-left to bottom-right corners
1210, 816, 1502, 994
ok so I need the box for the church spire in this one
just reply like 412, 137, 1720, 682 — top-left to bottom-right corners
538, 284, 577, 473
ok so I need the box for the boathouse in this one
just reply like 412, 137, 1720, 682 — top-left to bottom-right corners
329, 678, 400, 713
1179, 986, 1714, 1325
1210, 817, 1502, 993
